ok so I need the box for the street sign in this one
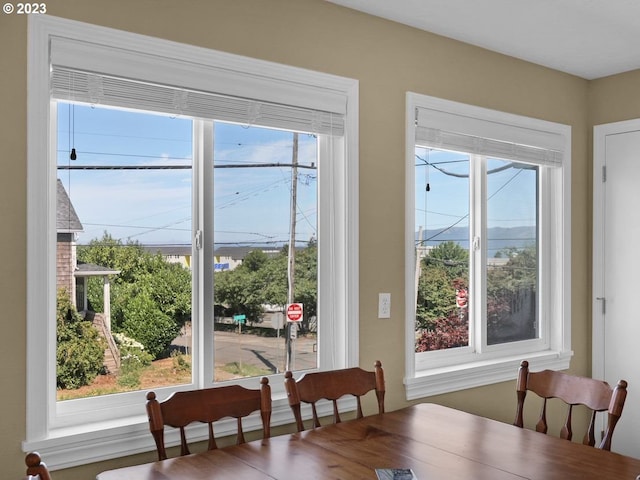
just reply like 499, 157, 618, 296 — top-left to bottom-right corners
286, 303, 304, 322
455, 288, 468, 309
272, 312, 285, 330
233, 314, 246, 324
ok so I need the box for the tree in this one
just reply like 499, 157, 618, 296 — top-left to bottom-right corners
487, 244, 537, 343
77, 232, 192, 359
141, 258, 192, 326
242, 249, 269, 272
415, 241, 538, 350
258, 252, 288, 306
79, 232, 145, 283
417, 265, 455, 330
120, 289, 181, 358
291, 242, 318, 323
56, 288, 106, 389
214, 243, 318, 328
424, 240, 469, 278
215, 265, 266, 322
416, 241, 468, 331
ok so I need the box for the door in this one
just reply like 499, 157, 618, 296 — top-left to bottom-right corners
593, 119, 640, 457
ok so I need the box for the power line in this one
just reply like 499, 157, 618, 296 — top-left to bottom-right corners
57, 150, 190, 161
415, 153, 520, 177
416, 151, 531, 244
58, 162, 317, 170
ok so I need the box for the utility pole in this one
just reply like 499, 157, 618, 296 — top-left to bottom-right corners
415, 226, 423, 308
285, 132, 299, 372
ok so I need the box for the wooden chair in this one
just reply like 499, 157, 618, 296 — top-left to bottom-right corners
146, 377, 272, 460
25, 452, 52, 480
284, 360, 385, 432
513, 360, 628, 450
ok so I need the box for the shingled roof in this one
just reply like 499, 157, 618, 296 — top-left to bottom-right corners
75, 262, 120, 276
56, 179, 83, 233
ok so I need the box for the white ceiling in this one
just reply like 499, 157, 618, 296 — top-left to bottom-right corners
326, 0, 640, 80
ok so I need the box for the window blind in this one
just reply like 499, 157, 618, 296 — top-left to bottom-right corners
48, 36, 346, 136
51, 67, 343, 136
415, 106, 564, 166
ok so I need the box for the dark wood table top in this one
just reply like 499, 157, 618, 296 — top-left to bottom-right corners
97, 403, 640, 479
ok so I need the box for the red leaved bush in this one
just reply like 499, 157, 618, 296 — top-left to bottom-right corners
415, 311, 469, 352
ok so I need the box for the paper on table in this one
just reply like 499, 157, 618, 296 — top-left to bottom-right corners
375, 468, 418, 480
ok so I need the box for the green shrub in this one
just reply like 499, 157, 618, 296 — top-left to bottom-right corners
120, 292, 181, 359
114, 332, 153, 365
171, 350, 191, 372
117, 355, 141, 388
114, 338, 153, 389
56, 289, 106, 389
119, 345, 153, 367
116, 372, 140, 389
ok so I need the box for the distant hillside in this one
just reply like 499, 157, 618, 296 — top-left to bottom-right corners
416, 226, 536, 257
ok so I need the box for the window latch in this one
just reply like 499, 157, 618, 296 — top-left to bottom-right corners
473, 236, 480, 251
596, 296, 606, 315
195, 230, 203, 250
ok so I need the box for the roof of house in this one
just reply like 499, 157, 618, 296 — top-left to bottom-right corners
143, 245, 193, 256
138, 245, 301, 260
214, 245, 285, 260
74, 262, 121, 277
56, 179, 83, 233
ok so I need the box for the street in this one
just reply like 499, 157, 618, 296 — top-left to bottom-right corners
215, 330, 317, 374
172, 326, 318, 376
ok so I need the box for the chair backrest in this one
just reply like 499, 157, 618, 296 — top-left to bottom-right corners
146, 377, 272, 460
284, 360, 385, 432
513, 360, 627, 450
25, 452, 52, 480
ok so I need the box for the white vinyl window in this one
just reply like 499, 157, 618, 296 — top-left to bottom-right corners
404, 93, 572, 399
26, 15, 358, 469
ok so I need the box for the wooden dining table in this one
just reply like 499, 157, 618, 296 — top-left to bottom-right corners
97, 402, 640, 479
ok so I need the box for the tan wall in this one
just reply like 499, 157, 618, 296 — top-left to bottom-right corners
3, 0, 631, 477
589, 70, 640, 127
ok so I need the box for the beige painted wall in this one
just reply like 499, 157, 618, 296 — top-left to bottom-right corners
589, 70, 640, 127
2, 0, 635, 477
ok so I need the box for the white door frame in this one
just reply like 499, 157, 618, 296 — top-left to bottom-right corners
592, 118, 640, 380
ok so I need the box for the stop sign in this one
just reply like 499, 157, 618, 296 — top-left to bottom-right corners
456, 288, 468, 309
286, 303, 304, 322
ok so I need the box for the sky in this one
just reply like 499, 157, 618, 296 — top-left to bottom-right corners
415, 147, 537, 239
57, 103, 318, 247
57, 102, 536, 251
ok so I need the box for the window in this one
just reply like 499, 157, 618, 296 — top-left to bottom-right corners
26, 16, 358, 468
404, 93, 572, 400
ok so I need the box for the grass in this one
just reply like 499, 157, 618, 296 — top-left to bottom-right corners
57, 355, 193, 401
220, 362, 272, 378
56, 356, 271, 401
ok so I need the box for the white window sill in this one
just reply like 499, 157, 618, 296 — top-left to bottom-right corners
22, 393, 356, 471
23, 395, 293, 471
404, 350, 573, 400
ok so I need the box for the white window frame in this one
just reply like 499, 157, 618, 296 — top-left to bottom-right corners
25, 15, 359, 469
404, 93, 572, 400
